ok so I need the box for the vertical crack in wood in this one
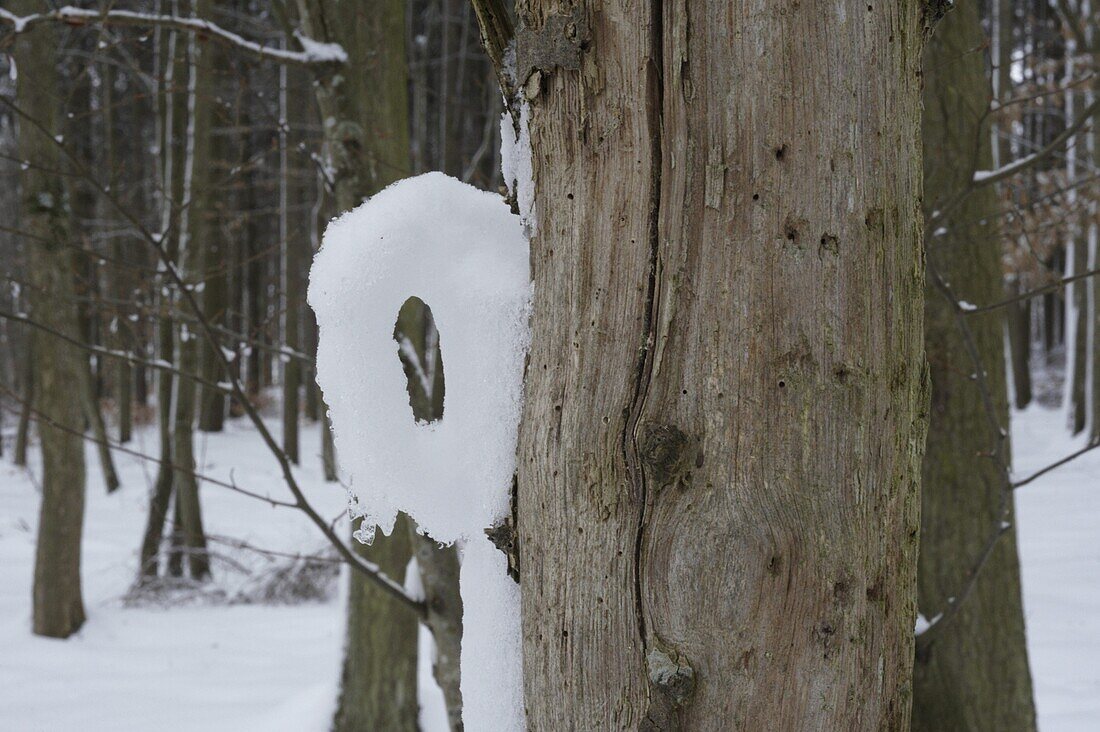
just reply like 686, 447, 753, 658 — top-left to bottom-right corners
624, 0, 665, 695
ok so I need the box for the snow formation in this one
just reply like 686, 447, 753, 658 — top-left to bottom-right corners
309, 171, 530, 730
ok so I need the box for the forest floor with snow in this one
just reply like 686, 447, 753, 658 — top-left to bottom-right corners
0, 403, 1097, 730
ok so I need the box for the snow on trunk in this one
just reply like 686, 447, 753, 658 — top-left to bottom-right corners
308, 172, 530, 731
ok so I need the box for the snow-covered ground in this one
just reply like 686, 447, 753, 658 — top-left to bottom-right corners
0, 416, 446, 731
0, 405, 1097, 730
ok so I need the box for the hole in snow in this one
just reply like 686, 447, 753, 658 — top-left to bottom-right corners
392, 296, 445, 424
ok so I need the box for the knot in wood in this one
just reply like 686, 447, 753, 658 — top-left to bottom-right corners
646, 647, 696, 706
639, 423, 694, 489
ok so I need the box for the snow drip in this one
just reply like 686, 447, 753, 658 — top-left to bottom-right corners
308, 172, 530, 731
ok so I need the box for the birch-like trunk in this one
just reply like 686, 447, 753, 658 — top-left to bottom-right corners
514, 1, 928, 726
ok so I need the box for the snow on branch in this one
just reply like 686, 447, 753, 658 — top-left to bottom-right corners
972, 97, 1100, 186
0, 7, 346, 68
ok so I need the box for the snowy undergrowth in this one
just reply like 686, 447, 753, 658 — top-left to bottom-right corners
309, 172, 531, 731
0, 418, 448, 731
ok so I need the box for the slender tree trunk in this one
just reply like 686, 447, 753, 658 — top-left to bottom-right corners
146, 9, 185, 581
14, 339, 33, 467
14, 0, 88, 637
1070, 239, 1088, 433
78, 344, 121, 492
170, 4, 214, 582
1089, 73, 1100, 445
912, 3, 1038, 729
1008, 279, 1033, 410
279, 59, 301, 464
509, 1, 927, 727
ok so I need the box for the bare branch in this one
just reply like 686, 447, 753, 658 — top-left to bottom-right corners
0, 6, 345, 68
1013, 442, 1100, 489
971, 97, 1100, 187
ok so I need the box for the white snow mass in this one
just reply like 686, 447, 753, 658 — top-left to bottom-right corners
308, 171, 530, 730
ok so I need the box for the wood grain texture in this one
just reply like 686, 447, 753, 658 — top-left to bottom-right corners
516, 1, 928, 728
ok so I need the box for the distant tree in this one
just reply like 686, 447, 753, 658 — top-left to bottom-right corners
12, 0, 89, 638
912, 2, 1038, 728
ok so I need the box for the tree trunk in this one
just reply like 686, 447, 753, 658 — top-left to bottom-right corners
169, 5, 214, 583
1069, 238, 1088, 433
14, 0, 88, 637
78, 340, 121, 492
14, 338, 33, 467
293, 0, 422, 727
1007, 279, 1033, 411
912, 3, 1038, 729
513, 1, 927, 727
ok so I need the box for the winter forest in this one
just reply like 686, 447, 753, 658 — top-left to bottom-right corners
1, 0, 1099, 730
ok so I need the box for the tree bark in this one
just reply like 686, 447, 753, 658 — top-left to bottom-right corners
14, 0, 89, 637
912, 3, 1038, 729
513, 1, 927, 727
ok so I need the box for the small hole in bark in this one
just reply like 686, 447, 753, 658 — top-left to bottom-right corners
778, 380, 786, 388
775, 144, 788, 160
752, 193, 760, 201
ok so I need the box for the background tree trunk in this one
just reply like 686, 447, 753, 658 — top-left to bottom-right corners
14, 0, 89, 638
514, 1, 926, 727
293, 0, 422, 727
912, 3, 1038, 729
169, 2, 215, 583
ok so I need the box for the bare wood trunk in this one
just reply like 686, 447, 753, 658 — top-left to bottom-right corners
514, 1, 927, 727
14, 0, 88, 637
912, 3, 1038, 728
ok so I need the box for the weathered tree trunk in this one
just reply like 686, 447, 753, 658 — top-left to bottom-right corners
912, 4, 1038, 729
511, 1, 927, 727
293, 0, 421, 727
14, 0, 88, 638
